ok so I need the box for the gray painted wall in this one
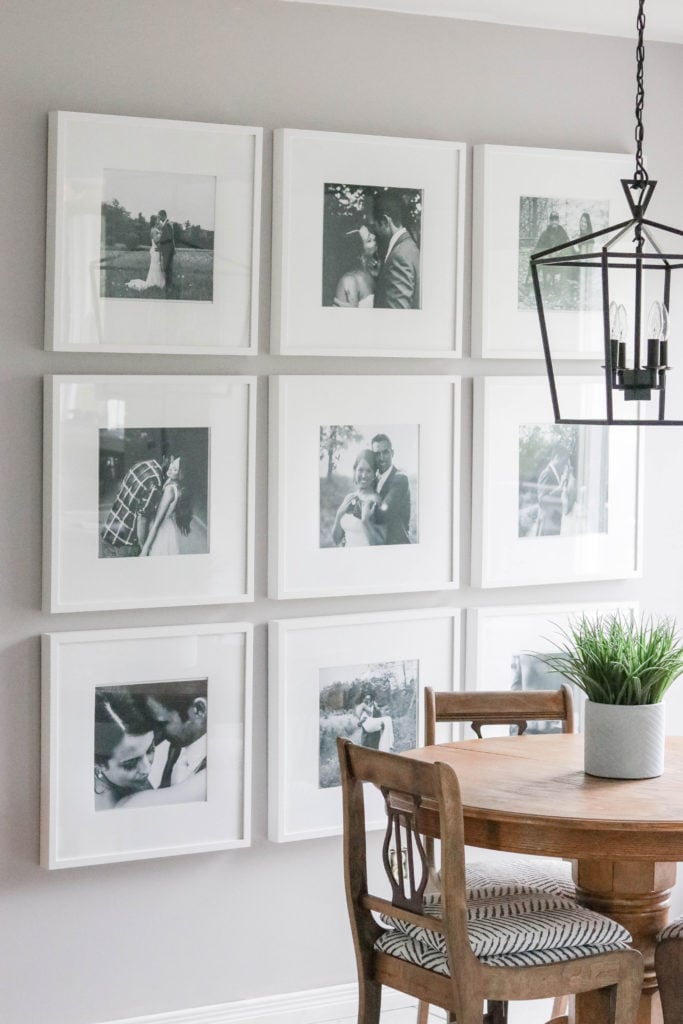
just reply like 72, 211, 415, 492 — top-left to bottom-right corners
1, 2, 683, 1022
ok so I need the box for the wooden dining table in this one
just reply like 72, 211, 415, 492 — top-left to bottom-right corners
405, 733, 683, 1024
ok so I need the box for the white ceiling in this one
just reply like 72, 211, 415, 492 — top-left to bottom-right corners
282, 0, 683, 44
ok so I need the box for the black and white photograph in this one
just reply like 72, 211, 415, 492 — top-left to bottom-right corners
100, 168, 216, 302
42, 623, 252, 866
517, 195, 609, 311
94, 679, 208, 811
518, 423, 609, 539
318, 659, 418, 789
319, 424, 419, 548
99, 426, 210, 558
509, 653, 574, 735
322, 184, 422, 309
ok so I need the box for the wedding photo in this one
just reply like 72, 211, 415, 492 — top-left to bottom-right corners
518, 423, 609, 539
100, 168, 216, 301
94, 678, 208, 812
517, 195, 609, 311
321, 183, 422, 309
319, 423, 419, 548
99, 426, 210, 558
317, 659, 418, 789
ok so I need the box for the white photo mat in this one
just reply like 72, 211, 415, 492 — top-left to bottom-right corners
41, 623, 253, 869
271, 128, 466, 357
46, 111, 262, 354
268, 608, 460, 843
465, 602, 640, 738
472, 145, 633, 358
45, 374, 256, 612
471, 376, 643, 588
269, 375, 460, 599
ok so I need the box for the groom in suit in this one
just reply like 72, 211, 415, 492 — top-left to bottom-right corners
371, 433, 411, 545
157, 209, 176, 297
144, 680, 207, 795
372, 190, 420, 309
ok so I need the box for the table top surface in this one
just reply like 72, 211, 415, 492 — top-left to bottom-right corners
406, 734, 683, 860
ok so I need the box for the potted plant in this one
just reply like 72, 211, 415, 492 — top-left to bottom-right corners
540, 612, 683, 779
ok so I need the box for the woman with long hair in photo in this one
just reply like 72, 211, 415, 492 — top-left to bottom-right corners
126, 213, 166, 293
331, 449, 386, 547
576, 211, 594, 253
332, 224, 380, 308
140, 456, 193, 556
574, 210, 597, 310
94, 688, 155, 811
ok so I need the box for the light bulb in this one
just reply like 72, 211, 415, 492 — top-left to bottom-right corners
647, 301, 662, 339
617, 304, 628, 343
609, 300, 619, 339
661, 303, 669, 341
660, 303, 670, 368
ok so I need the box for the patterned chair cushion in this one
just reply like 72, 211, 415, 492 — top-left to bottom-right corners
375, 927, 631, 972
465, 857, 574, 901
381, 893, 629, 960
657, 916, 683, 942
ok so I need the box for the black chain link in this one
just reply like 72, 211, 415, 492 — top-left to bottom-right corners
634, 0, 649, 182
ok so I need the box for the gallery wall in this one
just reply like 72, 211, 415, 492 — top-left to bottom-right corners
2, 1, 683, 1021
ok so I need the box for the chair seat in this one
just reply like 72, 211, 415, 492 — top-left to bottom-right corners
378, 894, 631, 971
657, 916, 683, 942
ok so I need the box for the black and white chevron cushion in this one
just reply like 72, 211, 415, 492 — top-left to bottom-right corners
657, 917, 683, 942
465, 858, 574, 900
376, 894, 631, 972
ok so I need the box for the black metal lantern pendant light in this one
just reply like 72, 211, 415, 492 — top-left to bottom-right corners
531, 0, 683, 425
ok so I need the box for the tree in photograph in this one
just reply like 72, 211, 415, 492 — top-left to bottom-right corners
319, 425, 363, 479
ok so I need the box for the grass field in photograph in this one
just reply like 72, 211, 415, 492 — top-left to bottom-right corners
100, 248, 214, 301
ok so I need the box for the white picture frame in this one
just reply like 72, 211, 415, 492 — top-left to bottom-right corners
41, 622, 253, 869
269, 375, 460, 599
45, 374, 256, 612
465, 602, 640, 738
269, 608, 460, 843
45, 111, 262, 354
471, 376, 643, 588
472, 144, 633, 358
271, 128, 466, 357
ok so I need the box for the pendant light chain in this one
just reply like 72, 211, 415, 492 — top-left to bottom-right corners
634, 0, 649, 183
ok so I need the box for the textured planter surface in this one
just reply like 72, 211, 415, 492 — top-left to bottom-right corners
584, 701, 665, 779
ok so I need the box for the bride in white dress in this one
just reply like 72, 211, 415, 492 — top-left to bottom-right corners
126, 215, 165, 293
331, 449, 386, 547
140, 457, 191, 557
356, 696, 395, 752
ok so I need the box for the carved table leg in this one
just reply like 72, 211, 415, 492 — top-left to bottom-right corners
572, 860, 676, 1024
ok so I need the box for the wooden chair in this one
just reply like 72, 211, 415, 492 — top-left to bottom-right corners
655, 918, 683, 1024
424, 684, 575, 746
338, 737, 643, 1024
421, 685, 575, 1024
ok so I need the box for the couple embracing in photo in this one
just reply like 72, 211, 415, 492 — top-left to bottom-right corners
331, 433, 410, 547
331, 189, 421, 310
125, 209, 176, 297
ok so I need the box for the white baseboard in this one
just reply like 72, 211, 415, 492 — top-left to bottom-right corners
99, 983, 414, 1024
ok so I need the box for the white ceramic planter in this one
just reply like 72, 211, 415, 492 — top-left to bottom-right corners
584, 701, 665, 779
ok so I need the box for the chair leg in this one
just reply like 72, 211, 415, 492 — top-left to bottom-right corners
546, 994, 568, 1023
612, 956, 645, 1024
484, 999, 508, 1024
357, 976, 381, 1024
656, 938, 683, 1024
416, 999, 430, 1024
